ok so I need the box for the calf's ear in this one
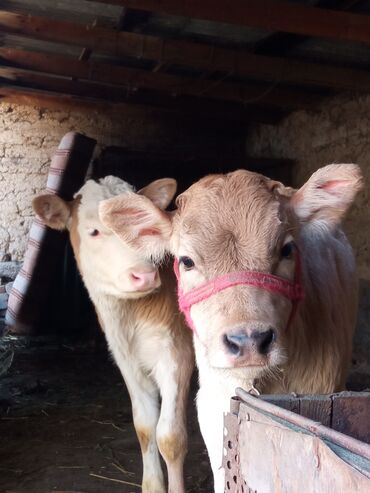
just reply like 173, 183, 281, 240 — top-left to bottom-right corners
291, 163, 363, 226
32, 194, 71, 230
138, 178, 177, 210
99, 193, 172, 258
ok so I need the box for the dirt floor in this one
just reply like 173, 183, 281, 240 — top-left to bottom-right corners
0, 336, 213, 493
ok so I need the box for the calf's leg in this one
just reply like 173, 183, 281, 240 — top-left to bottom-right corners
130, 386, 165, 493
197, 384, 226, 493
109, 342, 165, 493
154, 356, 192, 493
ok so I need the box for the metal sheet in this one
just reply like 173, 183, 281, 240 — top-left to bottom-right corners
239, 406, 370, 493
223, 390, 370, 492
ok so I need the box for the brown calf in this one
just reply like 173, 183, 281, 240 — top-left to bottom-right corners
100, 164, 363, 492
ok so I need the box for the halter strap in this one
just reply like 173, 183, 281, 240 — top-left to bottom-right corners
174, 252, 304, 332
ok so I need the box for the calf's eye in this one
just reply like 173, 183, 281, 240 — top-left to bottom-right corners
281, 241, 295, 258
179, 256, 195, 270
89, 229, 100, 237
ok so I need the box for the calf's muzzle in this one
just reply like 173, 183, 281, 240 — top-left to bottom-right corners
129, 269, 159, 291
223, 327, 276, 357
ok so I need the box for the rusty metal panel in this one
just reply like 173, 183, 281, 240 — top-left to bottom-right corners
223, 401, 243, 493
238, 405, 370, 493
223, 389, 370, 493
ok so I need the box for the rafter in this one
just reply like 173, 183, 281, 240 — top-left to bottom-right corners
0, 85, 270, 131
1, 11, 370, 93
0, 70, 285, 125
255, 0, 365, 56
0, 48, 328, 110
88, 0, 370, 44
0, 85, 168, 118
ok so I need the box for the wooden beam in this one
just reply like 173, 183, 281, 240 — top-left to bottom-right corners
0, 85, 248, 128
89, 0, 370, 44
0, 71, 285, 124
0, 85, 170, 118
0, 86, 261, 133
0, 48, 327, 110
0, 66, 130, 101
0, 11, 369, 93
254, 0, 365, 56
116, 91, 286, 124
117, 7, 151, 31
108, 148, 295, 171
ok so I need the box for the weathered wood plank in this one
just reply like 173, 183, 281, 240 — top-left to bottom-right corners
90, 0, 370, 44
260, 394, 300, 414
0, 48, 328, 110
332, 392, 370, 444
1, 11, 370, 92
299, 394, 332, 427
0, 84, 283, 124
236, 389, 370, 459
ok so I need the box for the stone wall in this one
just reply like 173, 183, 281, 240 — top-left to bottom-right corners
246, 93, 370, 388
0, 261, 21, 335
0, 101, 184, 331
0, 102, 199, 261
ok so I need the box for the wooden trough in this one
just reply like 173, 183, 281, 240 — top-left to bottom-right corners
223, 389, 370, 492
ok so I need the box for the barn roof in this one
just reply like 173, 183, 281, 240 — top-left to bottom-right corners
0, 0, 370, 124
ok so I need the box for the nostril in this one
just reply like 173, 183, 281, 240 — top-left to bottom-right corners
223, 333, 247, 356
130, 270, 158, 288
256, 328, 275, 355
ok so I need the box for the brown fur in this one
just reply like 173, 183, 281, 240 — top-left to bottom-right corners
103, 165, 361, 492
158, 434, 186, 463
136, 426, 151, 454
173, 167, 361, 394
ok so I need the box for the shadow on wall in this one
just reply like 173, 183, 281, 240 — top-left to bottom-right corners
348, 279, 370, 390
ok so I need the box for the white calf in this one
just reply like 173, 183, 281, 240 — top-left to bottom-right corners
33, 176, 194, 493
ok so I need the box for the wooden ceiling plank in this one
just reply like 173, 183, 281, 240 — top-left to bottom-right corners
79, 48, 92, 61
88, 0, 370, 44
152, 61, 167, 73
0, 84, 165, 117
0, 47, 328, 109
0, 85, 258, 130
254, 0, 366, 57
0, 11, 369, 93
0, 71, 285, 125
77, 18, 98, 63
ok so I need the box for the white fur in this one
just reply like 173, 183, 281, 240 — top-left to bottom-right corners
77, 178, 155, 298
71, 177, 193, 493
195, 337, 256, 492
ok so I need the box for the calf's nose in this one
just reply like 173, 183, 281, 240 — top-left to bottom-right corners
130, 269, 158, 290
253, 328, 276, 354
223, 328, 276, 356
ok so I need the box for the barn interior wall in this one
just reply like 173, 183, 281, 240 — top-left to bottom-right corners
246, 93, 370, 388
0, 103, 175, 260
0, 101, 243, 262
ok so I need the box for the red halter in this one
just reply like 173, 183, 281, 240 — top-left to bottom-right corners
174, 253, 304, 333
